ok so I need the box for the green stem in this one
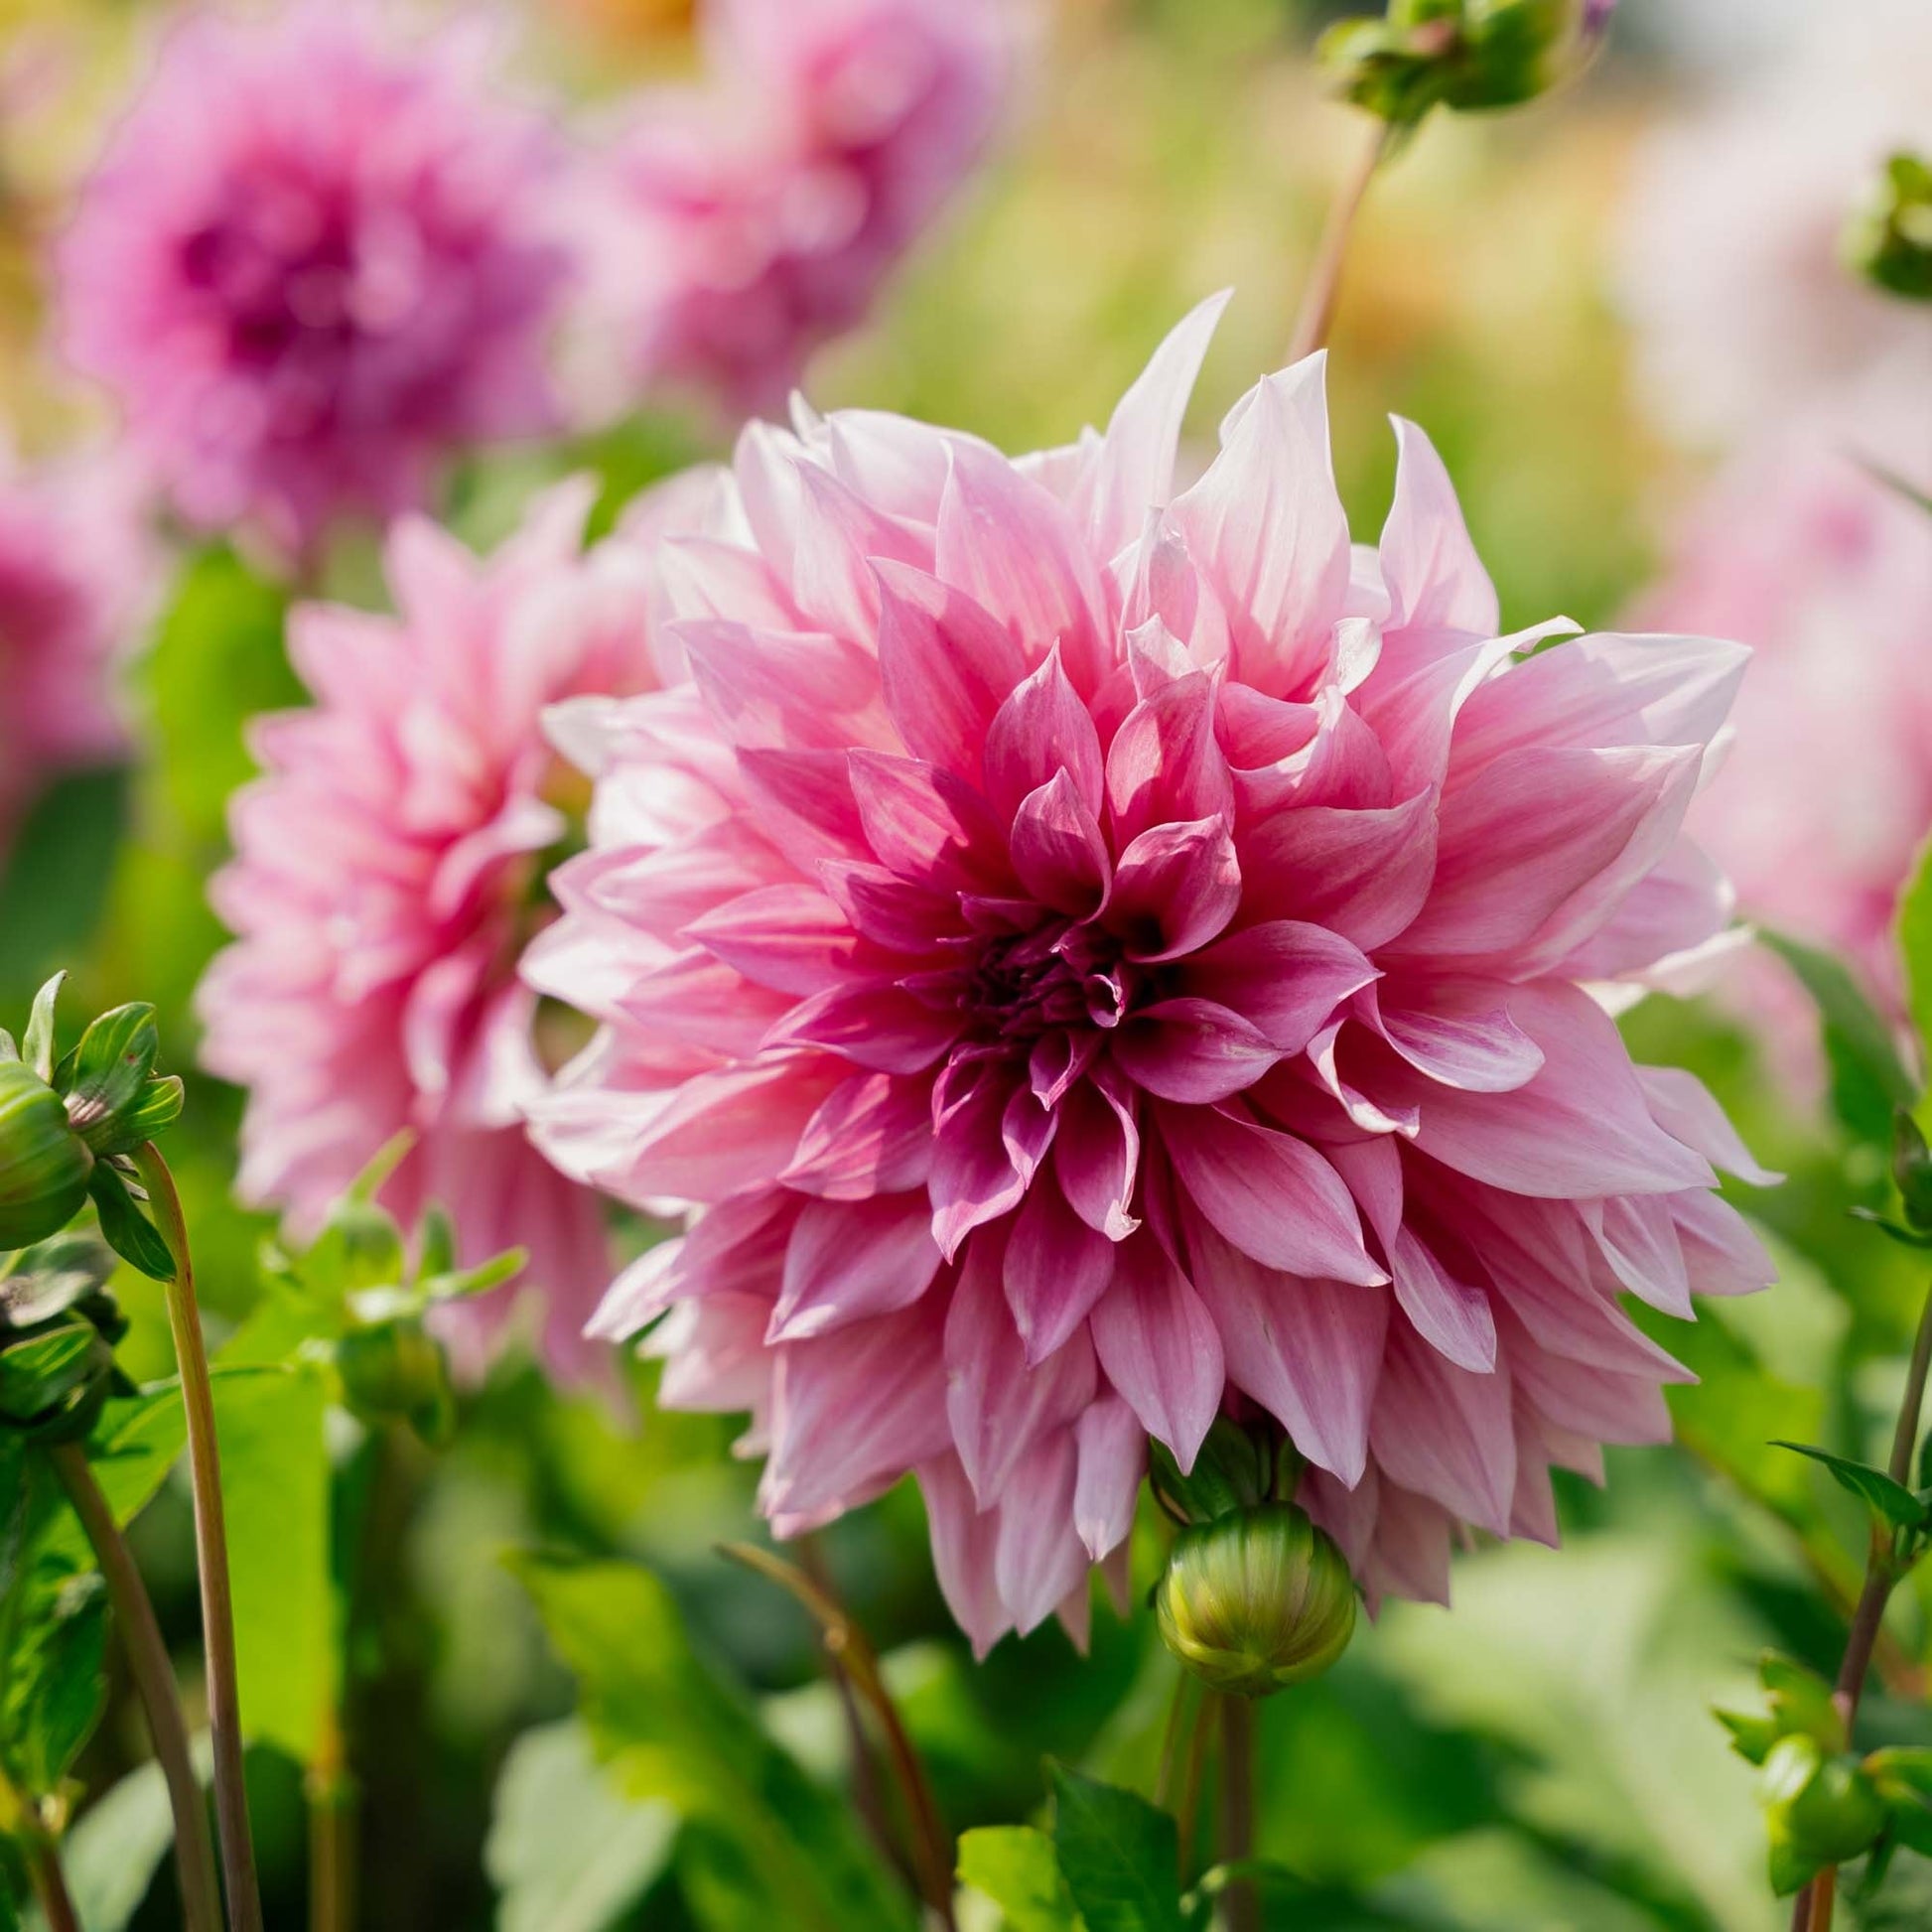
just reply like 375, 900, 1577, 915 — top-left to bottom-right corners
1176, 1691, 1218, 1883
48, 1443, 224, 1932
25, 1833, 80, 1932
307, 1726, 355, 1932
132, 1142, 263, 1932
1794, 1274, 1932, 1932
1218, 1696, 1259, 1932
1287, 118, 1395, 363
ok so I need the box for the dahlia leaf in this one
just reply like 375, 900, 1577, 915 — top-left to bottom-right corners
1772, 1442, 1929, 1535
957, 1825, 1087, 1932
1759, 930, 1915, 1145
1047, 1761, 1187, 1932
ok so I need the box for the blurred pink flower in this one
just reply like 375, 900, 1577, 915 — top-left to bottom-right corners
198, 477, 702, 1380
528, 297, 1773, 1651
1615, 0, 1932, 447
57, 2, 572, 565
569, 0, 1023, 419
0, 445, 153, 863
1642, 407, 1932, 1018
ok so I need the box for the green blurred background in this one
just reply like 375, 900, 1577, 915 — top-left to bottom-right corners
3, 2, 1919, 1928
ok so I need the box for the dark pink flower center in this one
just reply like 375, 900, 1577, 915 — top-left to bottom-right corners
959, 919, 1137, 1043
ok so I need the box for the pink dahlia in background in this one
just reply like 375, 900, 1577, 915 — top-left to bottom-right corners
528, 295, 1774, 1651
57, 1, 572, 565
198, 477, 705, 1379
1641, 401, 1932, 1018
1615, 0, 1932, 447
569, 0, 1024, 419
0, 444, 153, 865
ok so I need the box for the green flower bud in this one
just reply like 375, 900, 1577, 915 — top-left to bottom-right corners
0, 1060, 93, 1251
337, 1315, 456, 1448
1846, 152, 1932, 303
1892, 1110, 1932, 1231
1760, 1734, 1888, 1895
1156, 1502, 1358, 1698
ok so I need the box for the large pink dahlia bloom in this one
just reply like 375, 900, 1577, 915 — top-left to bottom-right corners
529, 299, 1774, 1651
199, 479, 698, 1379
570, 0, 1022, 418
57, 2, 571, 564
0, 446, 153, 865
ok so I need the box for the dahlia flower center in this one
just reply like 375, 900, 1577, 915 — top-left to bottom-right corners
959, 919, 1136, 1044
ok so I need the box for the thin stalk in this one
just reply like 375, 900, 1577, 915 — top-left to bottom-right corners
1287, 118, 1395, 363
794, 1536, 894, 1869
1793, 1277, 1932, 1932
1175, 1691, 1219, 1883
48, 1443, 224, 1932
132, 1142, 263, 1932
25, 1835, 80, 1932
1154, 1669, 1199, 1811
307, 1747, 355, 1932
718, 1543, 956, 1930
1218, 1696, 1259, 1932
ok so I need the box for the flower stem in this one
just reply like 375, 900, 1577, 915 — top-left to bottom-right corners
1793, 1274, 1932, 1932
794, 1535, 895, 1868
1218, 1695, 1260, 1932
133, 1141, 263, 1932
718, 1542, 956, 1930
1176, 1690, 1219, 1882
1287, 118, 1395, 364
48, 1442, 225, 1932
307, 1737, 355, 1932
25, 1833, 81, 1932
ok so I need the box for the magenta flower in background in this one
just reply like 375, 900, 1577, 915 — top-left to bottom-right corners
569, 0, 1024, 420
197, 476, 708, 1380
1640, 401, 1932, 1023
57, 1, 572, 565
0, 445, 153, 864
528, 296, 1774, 1653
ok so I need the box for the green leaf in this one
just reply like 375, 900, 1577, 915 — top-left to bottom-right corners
21, 977, 62, 1087
1772, 1442, 1930, 1535
1760, 930, 1917, 1144
86, 1167, 175, 1282
47, 1751, 191, 1932
485, 1718, 676, 1932
0, 1556, 108, 1797
419, 1246, 526, 1302
0, 1324, 100, 1428
1867, 1746, 1932, 1806
56, 1005, 160, 1153
0, 1232, 116, 1333
1047, 1762, 1187, 1932
959, 1826, 1089, 1932
512, 1555, 915, 1932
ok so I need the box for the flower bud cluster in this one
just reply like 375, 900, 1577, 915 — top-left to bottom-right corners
1150, 1419, 1358, 1699
1319, 0, 1615, 128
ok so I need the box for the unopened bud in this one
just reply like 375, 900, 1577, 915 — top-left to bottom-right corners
1156, 1502, 1358, 1698
0, 1060, 93, 1251
337, 1315, 456, 1447
1760, 1735, 1887, 1895
1847, 152, 1932, 303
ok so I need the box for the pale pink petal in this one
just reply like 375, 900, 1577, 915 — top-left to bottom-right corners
1089, 1233, 1224, 1467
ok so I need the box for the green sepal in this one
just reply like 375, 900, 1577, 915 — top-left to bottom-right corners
86, 1166, 176, 1282
22, 976, 63, 1086
57, 1005, 161, 1155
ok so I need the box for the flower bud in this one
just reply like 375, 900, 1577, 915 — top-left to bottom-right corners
1846, 152, 1932, 303
0, 1060, 93, 1251
1155, 1502, 1358, 1698
336, 1314, 457, 1447
1759, 1734, 1888, 1895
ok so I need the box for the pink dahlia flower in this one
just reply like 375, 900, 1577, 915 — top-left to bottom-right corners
198, 476, 706, 1379
569, 0, 1023, 419
57, 2, 572, 565
529, 298, 1774, 1651
0, 445, 153, 865
1642, 406, 1932, 1019
1615, 0, 1932, 447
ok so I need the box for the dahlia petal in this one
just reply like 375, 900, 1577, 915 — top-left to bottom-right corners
1072, 1395, 1145, 1560
945, 1235, 1098, 1504
1104, 672, 1236, 848
1238, 790, 1439, 952
1368, 1319, 1516, 1536
1365, 976, 1546, 1092
1073, 290, 1231, 560
683, 884, 869, 995
1089, 1233, 1223, 1468
767, 981, 960, 1073
818, 861, 961, 955
983, 644, 1106, 822
679, 619, 883, 750
1558, 837, 1734, 985
1054, 1070, 1141, 1240
1388, 1228, 1498, 1374
931, 1070, 1030, 1258
586, 1237, 687, 1343
848, 749, 1009, 890
874, 559, 1030, 777
1107, 818, 1241, 963
1179, 920, 1379, 1053
735, 746, 868, 866
617, 947, 794, 1055
1009, 770, 1113, 914
994, 1431, 1089, 1636
1185, 1216, 1386, 1484
918, 1453, 1010, 1659
781, 1071, 935, 1199
786, 457, 927, 640
1112, 997, 1282, 1103
1378, 416, 1499, 641
1405, 982, 1715, 1198
769, 1191, 943, 1340
1585, 1194, 1692, 1317
1510, 1345, 1672, 1449
1672, 1188, 1776, 1298
1169, 352, 1352, 696
1005, 1181, 1116, 1362
1162, 1103, 1386, 1286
